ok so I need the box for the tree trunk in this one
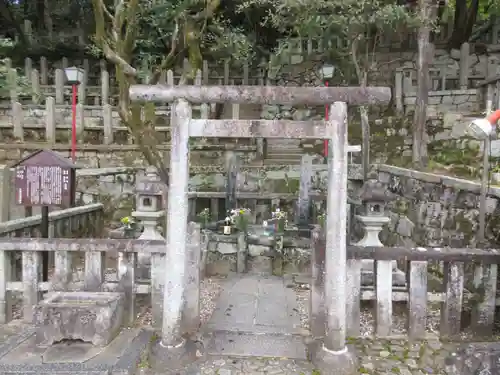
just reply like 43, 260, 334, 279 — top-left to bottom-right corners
43, 0, 53, 39
447, 0, 479, 49
360, 106, 370, 179
413, 0, 435, 169
351, 39, 370, 179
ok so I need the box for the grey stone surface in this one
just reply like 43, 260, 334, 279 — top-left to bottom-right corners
310, 341, 358, 375
203, 275, 306, 360
149, 338, 204, 372
34, 292, 125, 347
443, 342, 500, 375
0, 325, 152, 375
375, 164, 500, 248
205, 275, 301, 335
136, 356, 318, 375
206, 332, 307, 359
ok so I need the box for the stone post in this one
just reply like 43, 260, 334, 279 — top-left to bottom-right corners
296, 154, 312, 231
78, 69, 87, 105
312, 102, 357, 375
356, 173, 405, 287
101, 69, 110, 105
76, 103, 85, 139
225, 151, 239, 214
103, 104, 113, 144
24, 57, 32, 79
310, 224, 325, 338
161, 99, 191, 348
459, 43, 470, 89
394, 69, 403, 113
31, 69, 40, 104
45, 97, 56, 143
236, 230, 247, 273
132, 166, 166, 280
55, 69, 64, 104
181, 222, 201, 335
0, 165, 11, 223
7, 66, 17, 105
40, 57, 48, 85
12, 102, 23, 141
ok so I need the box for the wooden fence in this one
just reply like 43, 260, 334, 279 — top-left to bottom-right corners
0, 231, 498, 340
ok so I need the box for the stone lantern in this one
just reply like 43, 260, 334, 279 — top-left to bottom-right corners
356, 172, 405, 286
132, 166, 166, 279
359, 172, 389, 218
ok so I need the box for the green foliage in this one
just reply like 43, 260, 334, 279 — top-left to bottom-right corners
237, 0, 419, 78
427, 139, 482, 177
446, 0, 500, 21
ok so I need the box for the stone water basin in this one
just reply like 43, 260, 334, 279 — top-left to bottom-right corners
34, 291, 124, 348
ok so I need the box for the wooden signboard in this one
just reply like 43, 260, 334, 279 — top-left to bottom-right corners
13, 150, 77, 208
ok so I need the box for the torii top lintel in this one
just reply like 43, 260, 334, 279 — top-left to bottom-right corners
129, 85, 391, 106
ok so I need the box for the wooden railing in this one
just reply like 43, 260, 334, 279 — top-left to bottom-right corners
345, 244, 499, 339
0, 222, 201, 326
1, 226, 497, 341
0, 203, 104, 238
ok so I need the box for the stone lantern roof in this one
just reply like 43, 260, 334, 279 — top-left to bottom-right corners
359, 172, 391, 203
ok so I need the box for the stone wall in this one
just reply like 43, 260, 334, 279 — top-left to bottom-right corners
203, 231, 310, 277
375, 164, 500, 248
0, 144, 257, 169
402, 89, 480, 114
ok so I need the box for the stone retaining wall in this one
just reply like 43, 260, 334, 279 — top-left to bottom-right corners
375, 164, 500, 248
203, 231, 310, 276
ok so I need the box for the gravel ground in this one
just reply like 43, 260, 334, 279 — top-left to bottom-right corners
133, 276, 224, 326
294, 284, 442, 337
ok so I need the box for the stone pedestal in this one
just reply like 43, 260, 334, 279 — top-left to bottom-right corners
356, 215, 406, 286
132, 210, 165, 279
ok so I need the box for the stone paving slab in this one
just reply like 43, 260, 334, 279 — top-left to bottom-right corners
0, 325, 153, 375
205, 331, 307, 360
203, 275, 306, 360
205, 275, 302, 335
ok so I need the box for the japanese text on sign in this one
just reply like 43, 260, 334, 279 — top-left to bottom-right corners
16, 166, 68, 206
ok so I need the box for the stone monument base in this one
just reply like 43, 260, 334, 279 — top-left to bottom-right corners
0, 324, 152, 374
309, 339, 358, 375
149, 337, 204, 371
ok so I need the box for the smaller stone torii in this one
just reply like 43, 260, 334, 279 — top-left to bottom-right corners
129, 84, 391, 373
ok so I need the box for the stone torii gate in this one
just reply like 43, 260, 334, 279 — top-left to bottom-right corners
129, 84, 391, 373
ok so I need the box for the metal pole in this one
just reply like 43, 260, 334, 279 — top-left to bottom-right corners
71, 84, 77, 163
478, 137, 489, 245
323, 81, 329, 161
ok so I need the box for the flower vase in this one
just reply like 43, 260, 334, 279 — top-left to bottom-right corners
276, 219, 286, 234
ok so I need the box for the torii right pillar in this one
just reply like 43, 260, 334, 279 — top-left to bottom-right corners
311, 101, 357, 374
